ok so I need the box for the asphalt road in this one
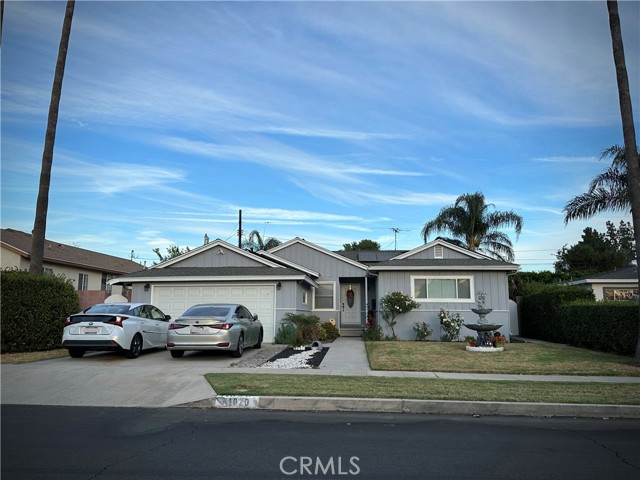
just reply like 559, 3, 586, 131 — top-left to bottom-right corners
2, 406, 639, 480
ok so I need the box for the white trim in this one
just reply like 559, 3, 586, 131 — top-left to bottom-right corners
269, 237, 369, 271
391, 238, 486, 260
410, 275, 475, 302
110, 274, 318, 288
153, 239, 282, 269
373, 265, 517, 272
313, 281, 336, 311
571, 278, 638, 285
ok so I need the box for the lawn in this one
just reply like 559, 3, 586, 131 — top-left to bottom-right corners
365, 341, 640, 376
206, 373, 640, 405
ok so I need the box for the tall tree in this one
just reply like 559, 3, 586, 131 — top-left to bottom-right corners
343, 239, 381, 251
421, 192, 523, 262
563, 145, 637, 222
29, 0, 75, 273
242, 230, 281, 252
607, 0, 640, 362
152, 245, 190, 265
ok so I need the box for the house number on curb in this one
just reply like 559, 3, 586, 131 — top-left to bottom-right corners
214, 395, 259, 409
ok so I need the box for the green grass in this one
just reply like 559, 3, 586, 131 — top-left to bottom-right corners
205, 373, 640, 405
365, 341, 640, 376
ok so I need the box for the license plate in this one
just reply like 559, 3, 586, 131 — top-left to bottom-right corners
190, 326, 205, 334
84, 327, 99, 334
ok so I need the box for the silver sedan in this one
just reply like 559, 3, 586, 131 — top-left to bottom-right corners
167, 303, 263, 358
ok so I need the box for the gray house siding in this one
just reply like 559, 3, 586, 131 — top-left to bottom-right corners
410, 245, 472, 260
173, 250, 265, 268
273, 242, 368, 327
376, 270, 511, 340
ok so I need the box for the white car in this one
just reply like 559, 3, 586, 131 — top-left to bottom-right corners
62, 303, 171, 359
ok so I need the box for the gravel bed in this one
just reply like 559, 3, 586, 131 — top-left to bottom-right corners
259, 347, 329, 369
230, 344, 289, 368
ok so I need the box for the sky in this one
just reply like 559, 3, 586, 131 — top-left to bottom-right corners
1, 0, 638, 271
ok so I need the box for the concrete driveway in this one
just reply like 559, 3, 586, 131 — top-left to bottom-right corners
1, 347, 243, 408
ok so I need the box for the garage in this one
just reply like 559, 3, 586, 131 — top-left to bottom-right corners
152, 284, 276, 342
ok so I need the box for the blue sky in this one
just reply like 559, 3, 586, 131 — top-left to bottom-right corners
1, 1, 638, 271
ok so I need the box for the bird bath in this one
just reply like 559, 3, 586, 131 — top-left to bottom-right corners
464, 293, 503, 351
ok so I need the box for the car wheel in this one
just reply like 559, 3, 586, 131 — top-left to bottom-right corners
231, 333, 244, 358
255, 329, 263, 349
68, 348, 85, 358
170, 350, 184, 358
125, 334, 143, 359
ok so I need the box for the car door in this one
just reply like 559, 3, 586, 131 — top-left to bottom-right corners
147, 305, 170, 346
233, 306, 251, 345
240, 305, 258, 345
130, 305, 154, 349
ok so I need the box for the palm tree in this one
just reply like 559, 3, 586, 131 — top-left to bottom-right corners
242, 230, 282, 252
563, 145, 637, 223
421, 192, 523, 262
30, 0, 75, 273
607, 0, 640, 362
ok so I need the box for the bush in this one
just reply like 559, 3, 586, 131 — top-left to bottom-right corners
363, 317, 383, 341
380, 291, 419, 340
561, 300, 639, 355
281, 313, 322, 346
1, 269, 80, 353
320, 321, 340, 342
520, 284, 594, 342
274, 323, 297, 345
413, 321, 433, 341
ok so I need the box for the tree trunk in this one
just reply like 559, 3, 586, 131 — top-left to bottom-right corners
29, 0, 75, 273
606, 0, 640, 362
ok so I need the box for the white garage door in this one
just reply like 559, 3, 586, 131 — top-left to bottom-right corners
152, 284, 276, 342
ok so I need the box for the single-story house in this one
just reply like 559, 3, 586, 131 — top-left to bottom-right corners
1, 228, 143, 308
110, 236, 519, 342
569, 266, 639, 301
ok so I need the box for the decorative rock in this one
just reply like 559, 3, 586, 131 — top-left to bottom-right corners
311, 340, 324, 351
465, 346, 504, 353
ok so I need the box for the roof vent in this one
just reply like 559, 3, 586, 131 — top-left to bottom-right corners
434, 245, 444, 259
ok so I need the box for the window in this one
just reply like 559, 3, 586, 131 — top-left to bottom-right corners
412, 276, 473, 301
314, 282, 335, 310
101, 273, 115, 293
43, 268, 54, 275
603, 287, 638, 301
302, 290, 308, 305
77, 273, 89, 291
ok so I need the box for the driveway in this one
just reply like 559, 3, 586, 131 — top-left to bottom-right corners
0, 348, 246, 408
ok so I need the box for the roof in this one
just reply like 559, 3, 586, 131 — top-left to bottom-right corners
370, 258, 519, 271
569, 266, 639, 285
269, 237, 368, 271
1, 228, 143, 274
336, 250, 407, 264
110, 266, 318, 287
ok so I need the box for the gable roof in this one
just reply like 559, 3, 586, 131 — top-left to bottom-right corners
153, 238, 282, 268
336, 250, 407, 264
1, 228, 143, 274
269, 237, 369, 271
256, 250, 320, 278
391, 238, 489, 260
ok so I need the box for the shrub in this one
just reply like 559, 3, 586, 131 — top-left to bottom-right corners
520, 284, 594, 342
561, 300, 638, 355
363, 316, 383, 341
320, 321, 340, 342
438, 307, 464, 342
1, 269, 80, 353
380, 291, 419, 340
281, 313, 322, 346
274, 323, 297, 345
413, 321, 433, 341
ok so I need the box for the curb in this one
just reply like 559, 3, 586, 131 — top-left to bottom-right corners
177, 395, 640, 419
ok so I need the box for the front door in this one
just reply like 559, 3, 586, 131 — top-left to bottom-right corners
340, 284, 361, 326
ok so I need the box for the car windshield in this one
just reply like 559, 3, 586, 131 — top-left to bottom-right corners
183, 306, 230, 317
84, 304, 131, 314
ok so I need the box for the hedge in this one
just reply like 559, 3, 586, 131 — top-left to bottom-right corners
519, 284, 594, 342
1, 269, 80, 353
561, 301, 639, 355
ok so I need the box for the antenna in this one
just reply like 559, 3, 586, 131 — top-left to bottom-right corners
389, 227, 410, 251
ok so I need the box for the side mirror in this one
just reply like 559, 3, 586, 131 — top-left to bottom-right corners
165, 315, 172, 321
253, 314, 259, 321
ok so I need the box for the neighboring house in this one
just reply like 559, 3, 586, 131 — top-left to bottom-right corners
1, 228, 143, 309
110, 237, 519, 342
569, 266, 639, 301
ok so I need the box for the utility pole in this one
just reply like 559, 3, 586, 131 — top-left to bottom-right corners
238, 209, 242, 248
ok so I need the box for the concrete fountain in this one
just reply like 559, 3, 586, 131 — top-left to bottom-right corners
464, 292, 504, 352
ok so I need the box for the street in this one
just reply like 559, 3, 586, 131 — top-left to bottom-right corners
2, 405, 639, 479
